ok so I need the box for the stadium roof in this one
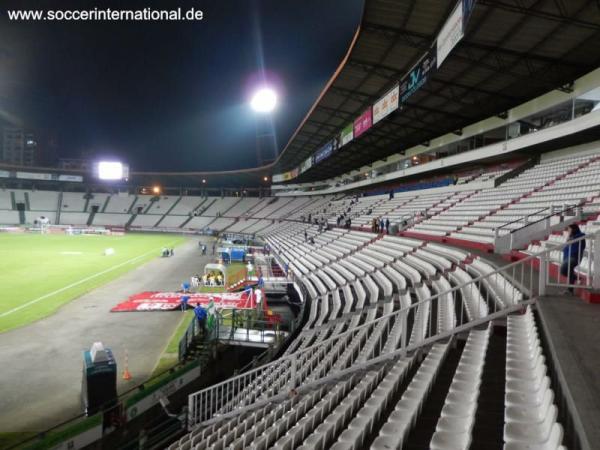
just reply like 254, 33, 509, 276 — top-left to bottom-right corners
272, 0, 600, 182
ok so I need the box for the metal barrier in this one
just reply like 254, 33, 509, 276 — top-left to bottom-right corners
538, 231, 600, 294
187, 252, 539, 427
178, 311, 219, 362
494, 204, 582, 253
186, 230, 600, 430
216, 308, 286, 346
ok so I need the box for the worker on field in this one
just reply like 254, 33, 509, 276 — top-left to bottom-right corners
194, 304, 208, 335
180, 295, 190, 311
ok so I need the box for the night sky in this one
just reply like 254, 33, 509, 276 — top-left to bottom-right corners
0, 0, 363, 171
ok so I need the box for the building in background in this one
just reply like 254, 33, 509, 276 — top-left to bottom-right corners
1, 128, 38, 166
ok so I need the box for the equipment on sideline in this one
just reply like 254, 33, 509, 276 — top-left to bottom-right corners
82, 342, 117, 416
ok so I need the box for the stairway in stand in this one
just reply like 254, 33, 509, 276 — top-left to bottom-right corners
470, 327, 506, 450
402, 344, 463, 449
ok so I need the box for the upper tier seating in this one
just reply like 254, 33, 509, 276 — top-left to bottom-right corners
104, 194, 137, 213
0, 210, 19, 224
169, 196, 205, 215
225, 197, 263, 217
60, 192, 87, 212
202, 197, 240, 216
28, 190, 60, 211
447, 153, 600, 243
0, 189, 12, 210
144, 195, 180, 214
59, 212, 89, 225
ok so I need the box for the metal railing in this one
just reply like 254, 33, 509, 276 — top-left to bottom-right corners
494, 204, 582, 253
186, 230, 600, 430
216, 308, 287, 346
178, 313, 218, 362
187, 255, 539, 427
538, 231, 600, 293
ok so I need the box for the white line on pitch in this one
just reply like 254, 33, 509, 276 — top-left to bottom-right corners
0, 242, 179, 318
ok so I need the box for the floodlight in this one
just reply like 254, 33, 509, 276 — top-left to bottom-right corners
250, 88, 277, 113
98, 161, 125, 180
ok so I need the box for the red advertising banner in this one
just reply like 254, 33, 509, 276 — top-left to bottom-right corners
354, 107, 373, 139
111, 290, 258, 312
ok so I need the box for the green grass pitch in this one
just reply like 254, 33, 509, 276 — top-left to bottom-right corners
0, 232, 186, 333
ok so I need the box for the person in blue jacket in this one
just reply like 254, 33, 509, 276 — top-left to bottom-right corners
194, 304, 207, 335
180, 295, 190, 311
560, 224, 586, 294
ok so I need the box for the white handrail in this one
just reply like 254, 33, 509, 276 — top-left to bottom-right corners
494, 204, 583, 253
187, 229, 599, 428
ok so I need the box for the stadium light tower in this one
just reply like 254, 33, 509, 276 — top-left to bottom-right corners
250, 86, 278, 166
250, 87, 277, 114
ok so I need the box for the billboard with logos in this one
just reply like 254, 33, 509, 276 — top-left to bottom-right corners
399, 47, 437, 104
373, 84, 400, 124
354, 107, 373, 139
58, 174, 84, 182
340, 123, 354, 147
314, 141, 334, 164
16, 172, 53, 181
300, 156, 313, 173
437, 2, 464, 68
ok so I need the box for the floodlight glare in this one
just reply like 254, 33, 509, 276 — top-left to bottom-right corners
98, 161, 124, 180
250, 88, 277, 113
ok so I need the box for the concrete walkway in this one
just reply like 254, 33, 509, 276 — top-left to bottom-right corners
0, 236, 215, 432
537, 295, 600, 448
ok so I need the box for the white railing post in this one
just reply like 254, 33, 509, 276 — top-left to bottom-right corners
539, 252, 548, 296
400, 310, 407, 357
290, 357, 297, 388
188, 394, 195, 429
593, 233, 600, 290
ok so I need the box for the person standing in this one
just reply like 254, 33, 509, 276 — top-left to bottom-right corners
194, 303, 207, 335
180, 295, 190, 311
379, 218, 385, 234
560, 224, 586, 294
385, 218, 390, 234
181, 281, 190, 293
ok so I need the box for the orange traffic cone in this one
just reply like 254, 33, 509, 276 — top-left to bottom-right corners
122, 349, 132, 381
122, 368, 132, 381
